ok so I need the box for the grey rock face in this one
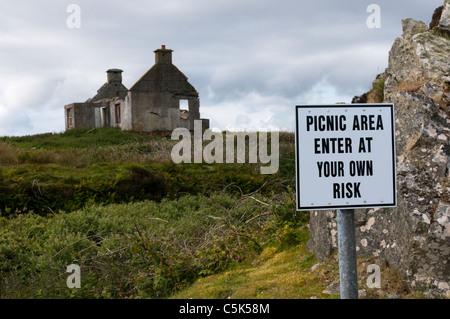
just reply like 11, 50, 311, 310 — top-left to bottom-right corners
401, 18, 428, 40
439, 0, 450, 33
322, 282, 340, 295
307, 2, 450, 298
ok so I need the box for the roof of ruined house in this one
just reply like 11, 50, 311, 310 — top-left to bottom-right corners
87, 81, 128, 103
129, 62, 198, 96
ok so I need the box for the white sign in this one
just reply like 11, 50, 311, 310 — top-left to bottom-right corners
295, 104, 396, 211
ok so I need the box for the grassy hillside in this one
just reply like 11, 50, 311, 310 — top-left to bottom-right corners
0, 128, 413, 299
0, 128, 300, 298
0, 128, 294, 216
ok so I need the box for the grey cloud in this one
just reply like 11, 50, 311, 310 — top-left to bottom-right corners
0, 0, 445, 135
0, 108, 33, 136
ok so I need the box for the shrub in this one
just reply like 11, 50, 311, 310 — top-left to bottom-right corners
0, 191, 285, 298
370, 77, 386, 102
115, 166, 166, 202
0, 130, 302, 298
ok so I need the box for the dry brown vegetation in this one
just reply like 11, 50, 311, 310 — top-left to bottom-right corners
395, 80, 425, 93
0, 142, 19, 164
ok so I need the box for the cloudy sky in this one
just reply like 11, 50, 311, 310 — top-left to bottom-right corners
0, 0, 443, 136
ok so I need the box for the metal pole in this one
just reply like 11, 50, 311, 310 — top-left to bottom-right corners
337, 209, 358, 299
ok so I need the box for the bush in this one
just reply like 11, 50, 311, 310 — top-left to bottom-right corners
0, 192, 282, 298
115, 166, 166, 202
0, 130, 302, 298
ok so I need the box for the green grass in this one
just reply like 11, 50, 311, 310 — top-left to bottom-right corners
171, 239, 341, 299
0, 129, 417, 299
1, 127, 150, 150
432, 27, 450, 41
0, 129, 300, 298
0, 192, 282, 298
172, 243, 420, 300
0, 128, 293, 216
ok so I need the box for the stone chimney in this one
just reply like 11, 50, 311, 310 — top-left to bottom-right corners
107, 69, 123, 83
154, 45, 173, 64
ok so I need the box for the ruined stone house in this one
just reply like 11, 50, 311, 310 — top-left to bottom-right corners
64, 46, 209, 132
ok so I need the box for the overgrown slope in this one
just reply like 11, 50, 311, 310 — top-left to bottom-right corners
0, 128, 300, 298
0, 128, 294, 216
0, 128, 415, 299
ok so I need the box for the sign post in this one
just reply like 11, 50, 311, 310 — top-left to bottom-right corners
337, 209, 358, 299
295, 104, 396, 299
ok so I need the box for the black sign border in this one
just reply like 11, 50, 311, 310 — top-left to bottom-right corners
295, 104, 397, 211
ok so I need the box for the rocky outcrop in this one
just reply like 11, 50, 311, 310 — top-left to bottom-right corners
307, 2, 450, 298
440, 0, 450, 35
401, 18, 428, 41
